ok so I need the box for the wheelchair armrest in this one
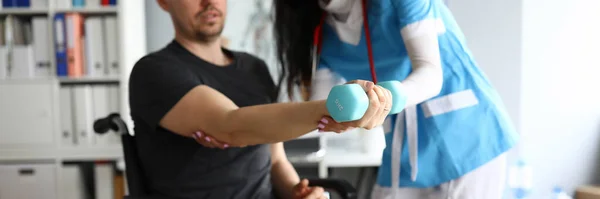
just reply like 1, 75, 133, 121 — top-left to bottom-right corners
308, 178, 357, 199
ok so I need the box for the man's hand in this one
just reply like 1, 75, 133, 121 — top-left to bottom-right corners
293, 179, 328, 199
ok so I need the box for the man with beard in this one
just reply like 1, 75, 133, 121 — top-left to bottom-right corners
128, 0, 391, 198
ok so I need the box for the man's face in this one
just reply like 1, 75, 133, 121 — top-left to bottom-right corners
159, 0, 227, 42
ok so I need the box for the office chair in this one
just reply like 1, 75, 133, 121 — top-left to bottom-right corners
93, 113, 357, 199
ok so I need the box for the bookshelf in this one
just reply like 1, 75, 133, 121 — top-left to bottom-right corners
0, 0, 146, 198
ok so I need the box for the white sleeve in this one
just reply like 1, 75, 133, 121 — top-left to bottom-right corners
309, 68, 347, 101
399, 19, 444, 107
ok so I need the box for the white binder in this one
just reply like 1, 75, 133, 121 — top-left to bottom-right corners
30, 0, 49, 8
108, 85, 120, 113
86, 0, 101, 7
60, 165, 87, 199
32, 17, 51, 77
0, 47, 7, 79
72, 85, 95, 146
85, 17, 107, 77
92, 85, 118, 146
9, 45, 35, 78
55, 0, 71, 9
60, 86, 75, 146
103, 16, 119, 76
94, 164, 114, 199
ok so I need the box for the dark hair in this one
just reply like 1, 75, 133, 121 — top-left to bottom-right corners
273, 0, 323, 101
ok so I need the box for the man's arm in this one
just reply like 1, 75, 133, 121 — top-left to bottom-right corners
270, 142, 301, 199
160, 85, 333, 146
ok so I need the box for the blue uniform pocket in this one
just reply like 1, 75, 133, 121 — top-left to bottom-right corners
420, 89, 479, 118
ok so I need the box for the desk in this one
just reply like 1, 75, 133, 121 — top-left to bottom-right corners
319, 147, 382, 178
286, 127, 385, 178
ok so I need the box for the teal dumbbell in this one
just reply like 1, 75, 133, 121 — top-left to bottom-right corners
325, 81, 408, 122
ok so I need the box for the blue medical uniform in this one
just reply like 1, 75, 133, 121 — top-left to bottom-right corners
317, 0, 519, 190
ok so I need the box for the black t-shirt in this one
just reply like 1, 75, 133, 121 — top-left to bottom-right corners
128, 40, 278, 199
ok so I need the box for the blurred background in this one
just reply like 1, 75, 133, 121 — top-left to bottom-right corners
0, 0, 599, 198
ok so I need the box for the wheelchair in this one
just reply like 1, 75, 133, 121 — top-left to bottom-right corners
93, 113, 357, 199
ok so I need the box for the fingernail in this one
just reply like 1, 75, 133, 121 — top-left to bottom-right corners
224, 144, 229, 148
320, 117, 329, 124
196, 131, 203, 137
192, 134, 197, 139
317, 123, 325, 129
205, 137, 211, 142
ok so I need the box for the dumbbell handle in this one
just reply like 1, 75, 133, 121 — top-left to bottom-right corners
326, 80, 407, 123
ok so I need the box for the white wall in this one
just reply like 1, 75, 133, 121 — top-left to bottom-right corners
521, 0, 600, 198
145, 0, 174, 53
450, 0, 600, 198
447, 0, 523, 134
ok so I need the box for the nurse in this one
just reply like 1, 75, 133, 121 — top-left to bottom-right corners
270, 0, 519, 198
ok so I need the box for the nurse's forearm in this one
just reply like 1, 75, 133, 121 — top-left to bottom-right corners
400, 20, 444, 107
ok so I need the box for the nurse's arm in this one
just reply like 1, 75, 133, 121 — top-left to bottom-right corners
399, 20, 444, 106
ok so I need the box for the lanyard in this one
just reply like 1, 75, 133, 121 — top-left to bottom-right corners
312, 0, 378, 83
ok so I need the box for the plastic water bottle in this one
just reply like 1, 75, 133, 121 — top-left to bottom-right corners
508, 159, 533, 199
552, 187, 573, 199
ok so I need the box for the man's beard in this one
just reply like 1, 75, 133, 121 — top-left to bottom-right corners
192, 6, 224, 43
193, 24, 224, 43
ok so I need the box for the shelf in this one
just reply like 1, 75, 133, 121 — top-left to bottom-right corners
54, 6, 117, 14
58, 76, 120, 84
322, 148, 382, 167
0, 8, 48, 15
59, 146, 123, 161
0, 148, 57, 161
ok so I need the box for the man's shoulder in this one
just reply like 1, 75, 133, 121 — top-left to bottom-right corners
228, 49, 271, 73
135, 47, 179, 67
227, 49, 266, 65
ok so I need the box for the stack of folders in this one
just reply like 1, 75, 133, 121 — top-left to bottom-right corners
60, 84, 121, 147
1, 0, 48, 8
56, 0, 117, 9
55, 13, 120, 78
1, 0, 116, 9
0, 15, 52, 79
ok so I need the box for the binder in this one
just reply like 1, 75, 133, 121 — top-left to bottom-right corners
84, 17, 106, 77
108, 0, 115, 5
60, 164, 86, 199
32, 17, 51, 77
9, 45, 34, 78
66, 13, 84, 77
54, 13, 68, 76
1, 17, 5, 46
101, 0, 108, 6
108, 85, 120, 113
60, 86, 75, 146
2, 0, 16, 7
72, 85, 94, 146
94, 163, 114, 199
30, 0, 47, 8
106, 85, 121, 144
0, 47, 7, 79
10, 16, 25, 45
55, 0, 70, 9
103, 16, 119, 76
72, 0, 84, 7
91, 85, 114, 146
86, 0, 100, 7
15, 0, 30, 7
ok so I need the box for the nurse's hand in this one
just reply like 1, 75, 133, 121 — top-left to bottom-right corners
318, 80, 392, 132
192, 131, 241, 149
